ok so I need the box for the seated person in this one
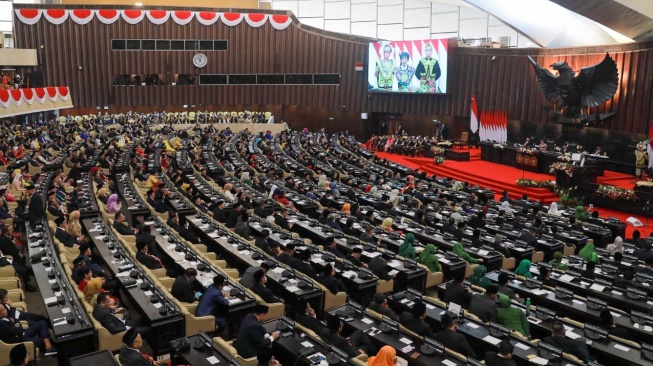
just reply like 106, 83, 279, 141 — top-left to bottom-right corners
399, 302, 434, 338
369, 256, 395, 281
368, 346, 407, 366
442, 275, 473, 308
294, 298, 324, 334
543, 321, 592, 363
468, 284, 499, 323
195, 275, 229, 334
240, 262, 271, 289
0, 304, 57, 356
251, 269, 283, 304
346, 247, 367, 268
497, 272, 518, 299
233, 305, 277, 362
484, 339, 517, 366
113, 212, 135, 236
319, 316, 375, 357
497, 295, 529, 337
255, 229, 271, 253
118, 328, 156, 366
0, 289, 48, 325
171, 268, 206, 304
93, 293, 141, 335
76, 243, 104, 277
323, 236, 345, 258
317, 264, 346, 294
54, 216, 79, 248
368, 292, 398, 321
434, 313, 476, 359
548, 251, 569, 271
234, 212, 252, 240
135, 241, 163, 270
580, 261, 596, 280
453, 242, 483, 264
599, 308, 634, 342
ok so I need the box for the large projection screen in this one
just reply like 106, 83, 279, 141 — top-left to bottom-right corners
368, 39, 448, 94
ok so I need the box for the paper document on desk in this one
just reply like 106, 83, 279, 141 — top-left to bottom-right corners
363, 251, 382, 258
271, 267, 285, 273
206, 356, 220, 364
589, 284, 605, 292
286, 286, 300, 292
565, 331, 580, 339
529, 356, 549, 365
477, 249, 489, 256
342, 270, 357, 278
388, 269, 399, 277
483, 335, 502, 345
228, 298, 242, 305
361, 317, 374, 324
531, 289, 548, 296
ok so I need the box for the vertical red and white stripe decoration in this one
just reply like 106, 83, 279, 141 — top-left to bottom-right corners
479, 110, 507, 143
470, 93, 479, 134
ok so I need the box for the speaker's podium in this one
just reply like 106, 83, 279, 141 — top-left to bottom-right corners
555, 164, 603, 188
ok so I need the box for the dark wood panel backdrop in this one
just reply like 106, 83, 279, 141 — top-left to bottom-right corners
12, 5, 653, 136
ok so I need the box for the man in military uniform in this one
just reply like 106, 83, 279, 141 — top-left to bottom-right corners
375, 44, 395, 90
415, 43, 441, 91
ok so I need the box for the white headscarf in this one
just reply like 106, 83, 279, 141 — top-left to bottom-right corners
606, 236, 624, 255
500, 200, 512, 215
548, 202, 561, 216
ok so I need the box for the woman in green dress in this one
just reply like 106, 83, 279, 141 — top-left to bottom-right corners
417, 244, 440, 272
514, 259, 533, 278
578, 240, 600, 264
399, 233, 416, 260
453, 242, 482, 264
469, 265, 492, 288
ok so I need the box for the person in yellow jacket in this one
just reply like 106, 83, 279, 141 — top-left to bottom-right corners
163, 140, 176, 153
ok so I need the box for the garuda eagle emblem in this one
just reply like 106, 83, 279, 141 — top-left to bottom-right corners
527, 53, 618, 120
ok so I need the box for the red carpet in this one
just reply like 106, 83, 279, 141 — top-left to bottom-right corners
375, 150, 651, 239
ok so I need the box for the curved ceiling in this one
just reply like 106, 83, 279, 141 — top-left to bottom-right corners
461, 0, 637, 48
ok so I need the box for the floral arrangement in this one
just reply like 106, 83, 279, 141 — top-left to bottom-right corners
493, 144, 505, 149
557, 154, 571, 162
516, 178, 555, 189
549, 162, 573, 176
596, 185, 637, 201
432, 147, 445, 155
555, 187, 583, 208
434, 156, 445, 164
518, 147, 538, 155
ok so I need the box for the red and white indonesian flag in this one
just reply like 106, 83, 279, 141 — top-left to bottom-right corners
470, 93, 479, 134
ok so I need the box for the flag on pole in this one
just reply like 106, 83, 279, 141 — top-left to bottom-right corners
470, 93, 479, 134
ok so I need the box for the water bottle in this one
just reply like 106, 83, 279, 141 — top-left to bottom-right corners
525, 298, 531, 317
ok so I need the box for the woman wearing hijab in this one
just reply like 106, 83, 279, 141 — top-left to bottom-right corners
418, 244, 440, 272
399, 233, 416, 259
453, 242, 482, 264
66, 210, 85, 240
240, 171, 252, 186
469, 265, 492, 288
497, 294, 530, 337
578, 240, 600, 264
380, 218, 394, 233
547, 202, 561, 216
317, 175, 328, 188
342, 203, 351, 215
368, 346, 403, 366
370, 186, 381, 198
575, 205, 588, 220
223, 183, 235, 202
107, 193, 122, 214
606, 236, 624, 255
514, 259, 533, 278
387, 189, 401, 207
500, 200, 512, 215
548, 252, 569, 270
11, 169, 24, 191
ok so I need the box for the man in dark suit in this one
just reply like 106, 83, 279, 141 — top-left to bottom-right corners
0, 300, 57, 356
196, 275, 230, 333
290, 250, 316, 279
495, 210, 506, 226
399, 302, 434, 338
442, 275, 473, 308
368, 292, 398, 321
26, 183, 43, 230
323, 236, 345, 258
235, 212, 252, 240
369, 256, 394, 281
54, 216, 77, 248
542, 321, 592, 363
520, 228, 538, 247
113, 212, 135, 236
166, 212, 182, 232
255, 229, 271, 254
240, 262, 271, 289
274, 209, 291, 231
171, 268, 206, 303
212, 200, 227, 224
294, 298, 324, 334
92, 293, 128, 334
233, 305, 279, 362
485, 339, 517, 366
135, 241, 163, 270
319, 316, 374, 357
279, 243, 298, 267
226, 202, 243, 229
317, 264, 346, 294
360, 225, 381, 245
434, 313, 476, 359
118, 328, 153, 366
254, 201, 271, 219
346, 247, 366, 268
468, 284, 499, 323
250, 269, 283, 303
497, 272, 518, 299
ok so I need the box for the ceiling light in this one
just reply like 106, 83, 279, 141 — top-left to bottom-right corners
135, 2, 143, 6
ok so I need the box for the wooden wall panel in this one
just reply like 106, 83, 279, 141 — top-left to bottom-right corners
12, 5, 653, 136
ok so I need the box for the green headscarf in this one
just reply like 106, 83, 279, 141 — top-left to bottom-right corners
453, 242, 479, 264
498, 294, 511, 308
418, 244, 441, 272
399, 233, 416, 259
469, 265, 492, 288
578, 241, 599, 264
575, 206, 588, 220
514, 259, 533, 278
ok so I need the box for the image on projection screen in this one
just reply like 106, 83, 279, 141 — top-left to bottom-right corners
368, 39, 448, 94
